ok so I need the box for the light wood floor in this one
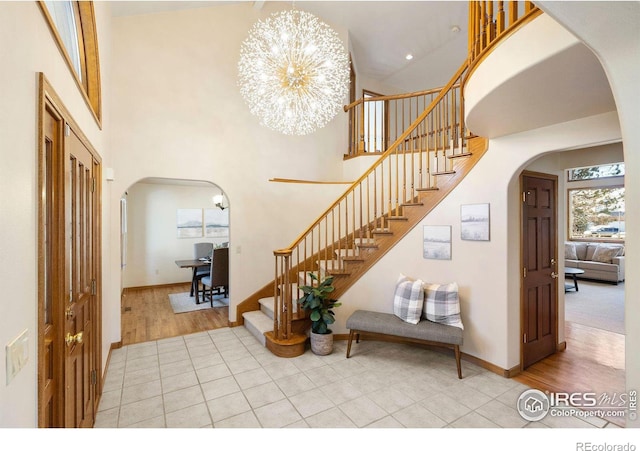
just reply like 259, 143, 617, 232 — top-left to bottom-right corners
120, 284, 626, 425
120, 283, 229, 346
514, 321, 626, 427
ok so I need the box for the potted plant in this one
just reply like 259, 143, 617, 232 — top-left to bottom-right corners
297, 272, 342, 355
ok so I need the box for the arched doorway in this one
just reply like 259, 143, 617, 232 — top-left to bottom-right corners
513, 144, 626, 427
119, 177, 231, 345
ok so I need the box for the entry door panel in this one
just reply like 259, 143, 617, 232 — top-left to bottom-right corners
64, 130, 96, 428
522, 174, 557, 368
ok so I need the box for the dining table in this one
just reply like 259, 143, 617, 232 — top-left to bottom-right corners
175, 258, 211, 299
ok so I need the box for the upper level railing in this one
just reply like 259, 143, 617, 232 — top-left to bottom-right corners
344, 87, 453, 158
271, 61, 470, 342
468, 1, 541, 67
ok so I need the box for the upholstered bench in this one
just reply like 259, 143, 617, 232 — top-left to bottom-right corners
346, 309, 464, 378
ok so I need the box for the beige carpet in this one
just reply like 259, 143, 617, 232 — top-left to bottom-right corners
564, 280, 624, 335
168, 292, 229, 314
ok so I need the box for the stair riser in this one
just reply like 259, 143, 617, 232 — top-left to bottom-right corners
243, 319, 267, 347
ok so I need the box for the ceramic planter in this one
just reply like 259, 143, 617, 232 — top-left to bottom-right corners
310, 331, 333, 355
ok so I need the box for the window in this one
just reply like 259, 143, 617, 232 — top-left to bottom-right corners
44, 1, 83, 81
568, 163, 625, 241
363, 90, 387, 153
568, 163, 625, 181
39, 1, 102, 125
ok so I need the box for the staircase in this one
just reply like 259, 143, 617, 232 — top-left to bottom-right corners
237, 60, 489, 356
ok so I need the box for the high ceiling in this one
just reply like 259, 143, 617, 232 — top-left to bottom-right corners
108, 1, 616, 138
109, 1, 469, 91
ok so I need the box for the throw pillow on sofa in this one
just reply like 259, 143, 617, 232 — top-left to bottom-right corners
393, 274, 424, 325
592, 245, 624, 264
423, 282, 464, 330
565, 242, 577, 260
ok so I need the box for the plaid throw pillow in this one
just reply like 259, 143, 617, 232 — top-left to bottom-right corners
423, 282, 464, 330
393, 274, 424, 325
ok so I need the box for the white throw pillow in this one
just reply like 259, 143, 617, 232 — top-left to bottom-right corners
565, 242, 577, 260
592, 245, 623, 264
423, 282, 464, 330
393, 274, 424, 325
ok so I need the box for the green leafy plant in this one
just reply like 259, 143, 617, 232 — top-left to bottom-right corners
297, 272, 342, 335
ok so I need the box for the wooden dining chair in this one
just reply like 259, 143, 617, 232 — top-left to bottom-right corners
193, 242, 213, 303
202, 247, 229, 307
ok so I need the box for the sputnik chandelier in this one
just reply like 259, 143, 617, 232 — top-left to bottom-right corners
238, 9, 350, 136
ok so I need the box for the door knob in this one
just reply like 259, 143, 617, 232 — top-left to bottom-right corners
65, 331, 83, 347
550, 272, 559, 279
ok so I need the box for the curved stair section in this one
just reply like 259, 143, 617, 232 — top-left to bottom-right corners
240, 61, 489, 356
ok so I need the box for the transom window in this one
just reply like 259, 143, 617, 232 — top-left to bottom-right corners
39, 1, 102, 125
568, 163, 625, 181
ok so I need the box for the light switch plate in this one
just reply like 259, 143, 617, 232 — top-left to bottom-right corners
6, 329, 29, 385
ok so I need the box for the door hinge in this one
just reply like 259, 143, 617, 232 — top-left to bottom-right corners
522, 191, 526, 202
91, 177, 96, 193
523, 334, 527, 343
523, 267, 527, 278
64, 124, 71, 137
91, 369, 97, 386
91, 279, 96, 296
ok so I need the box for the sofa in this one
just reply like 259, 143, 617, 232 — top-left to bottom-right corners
565, 241, 625, 284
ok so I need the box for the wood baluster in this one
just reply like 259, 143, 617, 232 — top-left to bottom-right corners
274, 258, 279, 339
418, 122, 424, 190
351, 190, 355, 266
480, 1, 487, 51
401, 130, 407, 211
488, 1, 495, 42
366, 175, 370, 241
450, 87, 456, 155
373, 169, 378, 237
469, 1, 475, 60
358, 102, 365, 153
497, 1, 505, 35
509, 1, 518, 25
373, 99, 377, 152
525, 1, 534, 14
337, 203, 341, 268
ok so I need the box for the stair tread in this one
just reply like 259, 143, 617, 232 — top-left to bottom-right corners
448, 152, 472, 159
387, 216, 408, 221
432, 170, 456, 175
336, 248, 361, 256
243, 310, 273, 334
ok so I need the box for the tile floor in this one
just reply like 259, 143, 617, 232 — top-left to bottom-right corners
94, 326, 619, 429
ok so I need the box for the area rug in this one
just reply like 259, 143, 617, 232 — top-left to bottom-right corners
564, 280, 624, 335
168, 292, 229, 314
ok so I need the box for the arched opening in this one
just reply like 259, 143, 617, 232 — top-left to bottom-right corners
511, 143, 626, 426
119, 177, 231, 345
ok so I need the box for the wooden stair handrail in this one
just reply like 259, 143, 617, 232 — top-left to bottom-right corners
280, 60, 469, 255
343, 85, 446, 112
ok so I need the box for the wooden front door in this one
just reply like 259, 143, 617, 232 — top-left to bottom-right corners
64, 129, 97, 427
522, 172, 558, 368
38, 76, 101, 428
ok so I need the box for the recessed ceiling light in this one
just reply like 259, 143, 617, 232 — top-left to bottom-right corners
405, 54, 414, 60
451, 25, 461, 33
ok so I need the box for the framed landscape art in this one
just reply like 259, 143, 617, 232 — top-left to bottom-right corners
460, 203, 490, 241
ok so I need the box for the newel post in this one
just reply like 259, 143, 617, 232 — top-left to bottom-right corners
273, 249, 293, 340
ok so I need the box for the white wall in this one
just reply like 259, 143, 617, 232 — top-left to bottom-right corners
107, 2, 352, 332
0, 2, 111, 427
